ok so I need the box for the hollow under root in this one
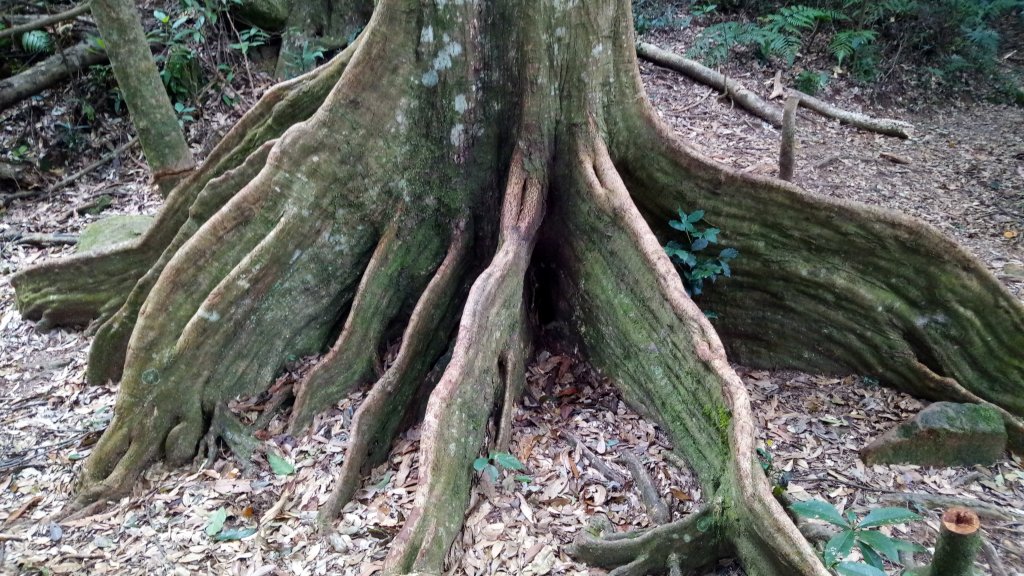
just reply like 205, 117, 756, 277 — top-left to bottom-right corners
318, 225, 471, 522
382, 153, 545, 575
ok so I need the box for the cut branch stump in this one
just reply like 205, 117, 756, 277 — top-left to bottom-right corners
779, 96, 799, 181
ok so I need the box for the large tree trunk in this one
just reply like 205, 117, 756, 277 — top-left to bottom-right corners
11, 0, 1024, 574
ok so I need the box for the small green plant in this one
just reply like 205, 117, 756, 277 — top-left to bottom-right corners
473, 451, 529, 483
789, 499, 925, 575
298, 40, 325, 70
633, 0, 692, 34
664, 208, 739, 296
174, 101, 197, 125
796, 69, 829, 94
230, 27, 269, 57
756, 445, 790, 496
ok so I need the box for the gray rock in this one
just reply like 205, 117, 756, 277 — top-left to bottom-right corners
861, 402, 1006, 467
76, 214, 153, 253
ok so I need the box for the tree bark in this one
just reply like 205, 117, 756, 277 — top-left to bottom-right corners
10, 1, 1024, 574
90, 0, 194, 193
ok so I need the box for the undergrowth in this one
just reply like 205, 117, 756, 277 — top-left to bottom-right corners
635, 0, 1024, 102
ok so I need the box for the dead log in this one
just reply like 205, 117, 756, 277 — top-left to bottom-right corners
636, 41, 783, 126
0, 42, 108, 111
635, 42, 913, 139
0, 231, 79, 246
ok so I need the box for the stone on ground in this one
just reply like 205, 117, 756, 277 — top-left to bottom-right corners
861, 402, 1007, 467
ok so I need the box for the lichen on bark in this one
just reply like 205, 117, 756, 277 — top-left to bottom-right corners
11, 0, 1024, 574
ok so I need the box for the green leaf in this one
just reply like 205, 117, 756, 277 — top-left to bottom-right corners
514, 474, 532, 483
669, 219, 695, 233
789, 500, 851, 528
834, 562, 886, 576
692, 237, 710, 251
492, 452, 525, 471
686, 209, 705, 223
703, 227, 720, 243
153, 9, 168, 23
855, 529, 900, 562
214, 527, 256, 541
858, 541, 885, 570
473, 457, 489, 472
485, 464, 499, 482
719, 247, 739, 260
858, 507, 921, 528
371, 471, 393, 491
890, 538, 926, 553
823, 529, 856, 565
205, 507, 227, 537
266, 451, 295, 476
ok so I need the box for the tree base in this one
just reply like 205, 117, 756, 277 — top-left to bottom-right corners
10, 0, 1024, 574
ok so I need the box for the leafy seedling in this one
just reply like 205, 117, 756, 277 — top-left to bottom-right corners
473, 451, 527, 483
789, 499, 924, 575
665, 208, 739, 296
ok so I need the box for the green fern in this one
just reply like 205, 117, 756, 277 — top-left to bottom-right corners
829, 29, 877, 65
21, 30, 53, 54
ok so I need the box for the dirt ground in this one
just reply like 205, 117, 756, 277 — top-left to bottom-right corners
2, 24, 1023, 576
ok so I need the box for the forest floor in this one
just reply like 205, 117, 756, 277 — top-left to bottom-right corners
2, 26, 1024, 576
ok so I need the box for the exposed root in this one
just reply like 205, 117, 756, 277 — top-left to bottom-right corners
290, 219, 451, 431
550, 129, 828, 575
318, 224, 470, 522
569, 507, 727, 575
86, 138, 277, 385
563, 431, 627, 486
621, 451, 670, 524
383, 153, 546, 574
11, 39, 358, 336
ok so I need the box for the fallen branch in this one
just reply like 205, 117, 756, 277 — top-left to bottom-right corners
0, 42, 108, 111
637, 41, 783, 126
0, 230, 79, 246
0, 2, 92, 41
790, 89, 913, 138
875, 492, 1018, 522
635, 42, 913, 138
48, 136, 138, 195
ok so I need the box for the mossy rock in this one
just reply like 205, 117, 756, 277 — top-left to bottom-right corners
77, 215, 153, 253
232, 0, 288, 31
861, 402, 1007, 467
